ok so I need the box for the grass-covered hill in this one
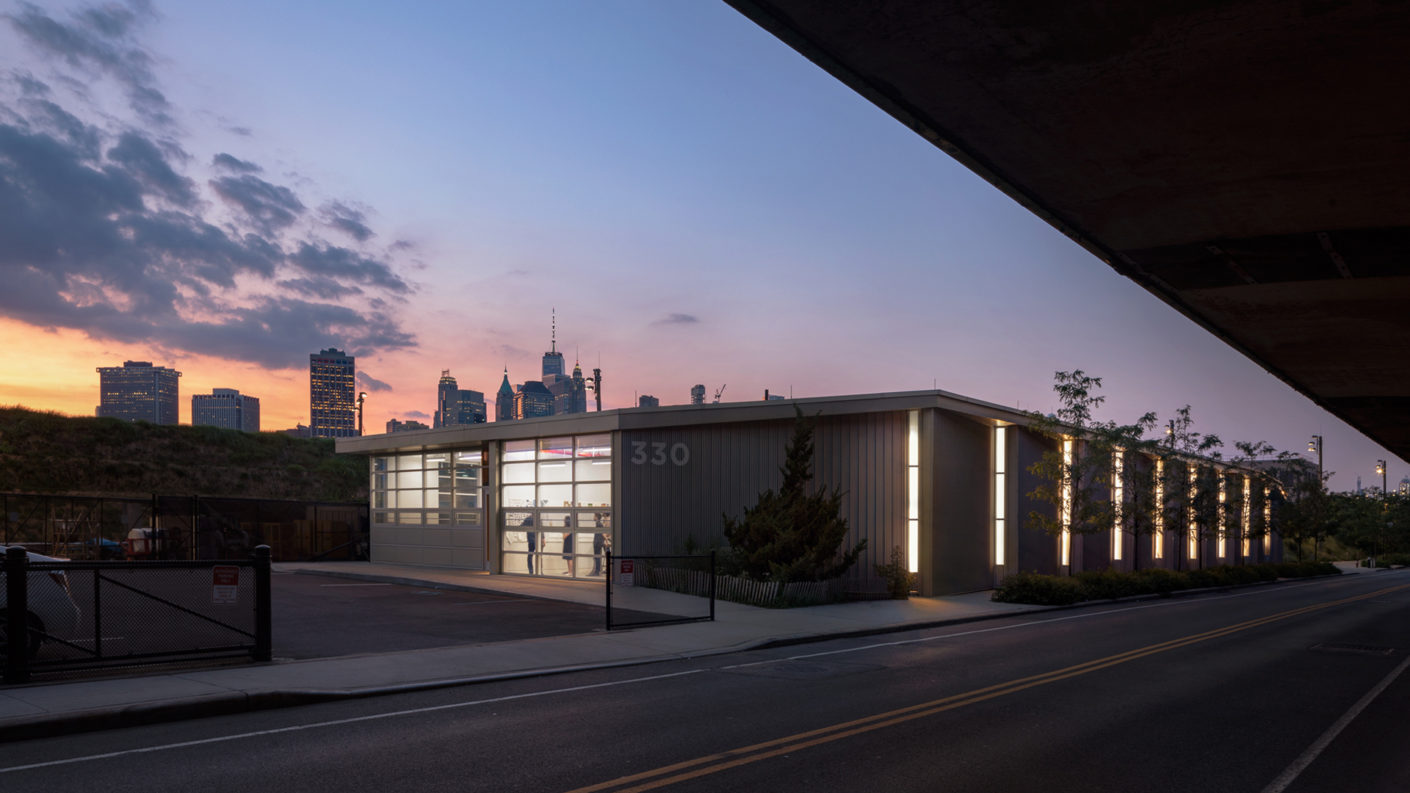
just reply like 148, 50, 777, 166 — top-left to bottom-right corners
0, 407, 367, 502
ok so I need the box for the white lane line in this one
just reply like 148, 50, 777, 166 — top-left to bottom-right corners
722, 576, 1384, 669
1259, 653, 1410, 793
0, 669, 705, 774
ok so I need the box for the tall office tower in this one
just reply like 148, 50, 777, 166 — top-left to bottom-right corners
436, 370, 489, 426
191, 388, 260, 432
690, 384, 706, 405
638, 395, 660, 408
309, 348, 357, 438
96, 361, 182, 424
495, 368, 516, 421
513, 380, 554, 420
542, 311, 566, 381
435, 370, 458, 428
549, 359, 588, 415
455, 389, 487, 424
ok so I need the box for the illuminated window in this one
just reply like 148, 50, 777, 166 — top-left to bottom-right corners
995, 426, 1007, 565
501, 433, 613, 578
1241, 475, 1252, 557
1188, 463, 1198, 560
907, 411, 920, 574
1153, 457, 1165, 559
1112, 448, 1124, 562
1263, 486, 1272, 554
1061, 438, 1074, 567
1217, 474, 1227, 558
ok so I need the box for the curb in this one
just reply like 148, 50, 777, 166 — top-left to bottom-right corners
0, 603, 1047, 743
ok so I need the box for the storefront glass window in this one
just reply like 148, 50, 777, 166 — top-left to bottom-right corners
370, 446, 485, 551
500, 433, 613, 578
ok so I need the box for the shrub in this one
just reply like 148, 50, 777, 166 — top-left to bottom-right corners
875, 546, 918, 599
1274, 560, 1341, 578
993, 570, 1086, 605
1376, 552, 1410, 567
1131, 567, 1186, 594
1075, 569, 1144, 600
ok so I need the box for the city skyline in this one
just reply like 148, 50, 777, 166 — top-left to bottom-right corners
0, 1, 1403, 490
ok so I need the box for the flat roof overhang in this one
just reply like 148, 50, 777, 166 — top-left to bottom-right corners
725, 1, 1410, 460
337, 388, 1032, 455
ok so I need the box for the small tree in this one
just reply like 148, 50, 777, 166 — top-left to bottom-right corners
1026, 371, 1118, 568
1107, 414, 1159, 570
1157, 406, 1222, 570
722, 408, 866, 583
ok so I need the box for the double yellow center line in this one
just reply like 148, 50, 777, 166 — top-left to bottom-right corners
566, 582, 1410, 793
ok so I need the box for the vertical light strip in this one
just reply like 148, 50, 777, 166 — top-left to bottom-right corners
1188, 463, 1198, 560
1111, 448, 1124, 561
1154, 457, 1164, 559
1242, 475, 1252, 557
1217, 474, 1227, 558
994, 426, 1007, 565
907, 411, 919, 574
1060, 438, 1073, 567
1263, 486, 1272, 554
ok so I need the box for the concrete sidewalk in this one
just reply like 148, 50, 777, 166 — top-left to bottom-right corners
0, 563, 1045, 741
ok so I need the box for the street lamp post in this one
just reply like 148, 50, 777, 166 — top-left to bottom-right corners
1375, 459, 1387, 567
1308, 435, 1323, 489
356, 391, 367, 436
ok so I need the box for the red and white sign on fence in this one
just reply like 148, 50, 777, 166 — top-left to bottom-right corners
212, 566, 239, 604
617, 559, 635, 586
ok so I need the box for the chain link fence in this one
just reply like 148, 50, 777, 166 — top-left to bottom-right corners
0, 492, 367, 562
2, 546, 271, 683
605, 552, 716, 630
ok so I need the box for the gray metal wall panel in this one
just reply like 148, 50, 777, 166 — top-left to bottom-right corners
618, 412, 906, 587
1015, 427, 1060, 574
930, 411, 992, 594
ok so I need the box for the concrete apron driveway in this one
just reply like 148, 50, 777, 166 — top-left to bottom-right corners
0, 562, 1047, 740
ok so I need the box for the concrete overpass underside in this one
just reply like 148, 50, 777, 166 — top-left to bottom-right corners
725, 1, 1410, 460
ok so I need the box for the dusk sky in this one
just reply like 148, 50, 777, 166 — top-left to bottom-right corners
0, 0, 1402, 491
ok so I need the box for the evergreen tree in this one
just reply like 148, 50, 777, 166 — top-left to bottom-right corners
722, 408, 866, 583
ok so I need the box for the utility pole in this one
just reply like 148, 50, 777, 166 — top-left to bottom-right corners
1308, 435, 1323, 489
589, 368, 602, 412
1376, 460, 1387, 567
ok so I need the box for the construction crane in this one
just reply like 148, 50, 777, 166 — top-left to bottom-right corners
712, 384, 726, 404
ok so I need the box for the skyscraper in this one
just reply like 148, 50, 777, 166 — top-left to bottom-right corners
309, 348, 357, 438
542, 310, 566, 381
437, 370, 488, 427
638, 395, 660, 408
548, 359, 588, 415
191, 388, 260, 432
513, 380, 554, 420
495, 368, 516, 422
435, 370, 458, 429
96, 361, 181, 424
690, 384, 706, 405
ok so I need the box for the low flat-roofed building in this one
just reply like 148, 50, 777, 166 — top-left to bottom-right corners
338, 389, 1282, 595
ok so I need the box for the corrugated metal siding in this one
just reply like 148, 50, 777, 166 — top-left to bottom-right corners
618, 411, 907, 587
1014, 427, 1060, 574
931, 411, 992, 594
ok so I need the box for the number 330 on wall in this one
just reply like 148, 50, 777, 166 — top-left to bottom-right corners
630, 441, 690, 466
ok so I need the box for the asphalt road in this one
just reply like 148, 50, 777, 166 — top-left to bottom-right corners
270, 571, 663, 659
3, 571, 1408, 793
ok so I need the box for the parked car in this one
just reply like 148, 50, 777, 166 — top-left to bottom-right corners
0, 546, 82, 660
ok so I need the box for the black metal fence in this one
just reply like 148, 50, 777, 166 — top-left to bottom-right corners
605, 552, 715, 630
2, 546, 272, 683
0, 492, 367, 562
